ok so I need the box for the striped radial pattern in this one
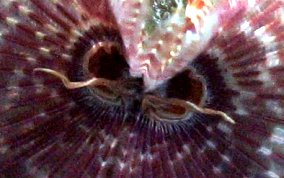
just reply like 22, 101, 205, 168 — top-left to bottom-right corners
0, 0, 284, 178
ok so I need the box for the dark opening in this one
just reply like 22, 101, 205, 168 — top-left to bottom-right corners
87, 46, 129, 80
158, 70, 205, 105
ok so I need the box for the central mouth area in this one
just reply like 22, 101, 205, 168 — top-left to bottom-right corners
72, 38, 209, 123
75, 33, 206, 108
34, 24, 234, 125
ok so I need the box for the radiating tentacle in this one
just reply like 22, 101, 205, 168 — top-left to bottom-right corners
33, 68, 111, 89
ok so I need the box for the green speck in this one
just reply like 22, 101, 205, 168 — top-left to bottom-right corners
144, 19, 157, 35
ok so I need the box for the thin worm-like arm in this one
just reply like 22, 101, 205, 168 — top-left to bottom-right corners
186, 101, 236, 124
143, 95, 235, 124
33, 68, 112, 89
34, 68, 235, 124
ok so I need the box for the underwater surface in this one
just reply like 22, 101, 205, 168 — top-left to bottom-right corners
0, 0, 284, 177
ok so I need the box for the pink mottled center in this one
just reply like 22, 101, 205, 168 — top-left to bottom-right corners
108, 0, 249, 90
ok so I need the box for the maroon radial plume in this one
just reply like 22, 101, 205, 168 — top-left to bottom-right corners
0, 0, 284, 178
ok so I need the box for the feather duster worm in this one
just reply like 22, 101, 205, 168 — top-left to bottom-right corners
0, 0, 284, 178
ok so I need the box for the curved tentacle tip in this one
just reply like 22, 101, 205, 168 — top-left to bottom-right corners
217, 111, 236, 124
33, 67, 51, 74
186, 101, 236, 124
33, 68, 98, 89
